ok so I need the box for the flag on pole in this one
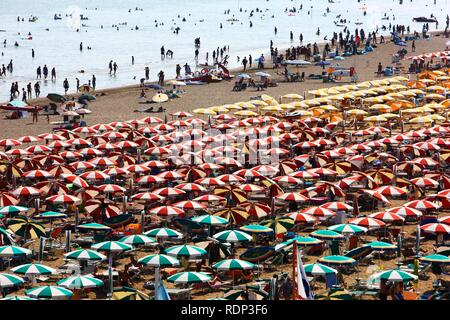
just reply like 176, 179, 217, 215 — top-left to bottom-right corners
295, 242, 313, 300
155, 279, 171, 300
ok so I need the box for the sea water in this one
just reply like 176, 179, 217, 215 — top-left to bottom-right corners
0, 0, 448, 103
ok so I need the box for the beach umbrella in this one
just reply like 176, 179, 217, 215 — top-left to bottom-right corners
8, 217, 46, 240
0, 245, 32, 257
57, 275, 103, 289
0, 205, 28, 216
138, 254, 180, 267
118, 235, 157, 246
301, 207, 336, 219
378, 269, 417, 282
304, 263, 338, 276
191, 215, 228, 226
328, 224, 367, 234
320, 202, 354, 212
165, 245, 207, 258
369, 212, 405, 223
261, 216, 295, 235
91, 241, 133, 254
0, 273, 25, 288
0, 193, 19, 207
78, 222, 111, 232
403, 200, 440, 211
318, 255, 356, 266
144, 228, 182, 239
420, 223, 450, 235
149, 206, 184, 217
239, 224, 273, 234
46, 194, 81, 205
84, 200, 121, 219
349, 217, 386, 230
316, 289, 353, 300
11, 263, 56, 275
276, 192, 309, 202
34, 211, 68, 220
214, 207, 249, 225
364, 241, 397, 250
25, 286, 73, 299
11, 186, 41, 197
212, 259, 255, 270
172, 200, 205, 211
419, 254, 450, 263
387, 206, 423, 218
167, 272, 211, 284
64, 249, 106, 261
310, 230, 344, 240
213, 230, 252, 243
1, 295, 36, 300
438, 216, 450, 225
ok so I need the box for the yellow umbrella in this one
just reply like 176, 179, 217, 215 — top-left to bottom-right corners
235, 110, 258, 117
369, 104, 392, 112
282, 93, 304, 100
356, 82, 371, 88
386, 92, 405, 99
303, 100, 321, 106
409, 116, 433, 124
292, 110, 314, 116
428, 114, 445, 121
426, 85, 446, 92
402, 108, 423, 114
425, 94, 446, 101
249, 100, 268, 107
364, 115, 388, 122
315, 97, 332, 104
340, 93, 355, 99
193, 108, 217, 115
420, 79, 436, 84
224, 104, 242, 110
210, 107, 230, 114
370, 87, 388, 94
380, 95, 396, 102
326, 88, 341, 95
436, 76, 450, 81
364, 97, 385, 104
393, 76, 409, 82
289, 101, 309, 109
261, 105, 283, 112
351, 91, 367, 97
383, 113, 400, 119
398, 91, 416, 97
316, 105, 338, 112
328, 95, 345, 101
423, 103, 445, 110
347, 109, 368, 116
152, 93, 169, 103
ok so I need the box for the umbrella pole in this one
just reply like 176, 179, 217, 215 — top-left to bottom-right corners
109, 253, 113, 300
154, 267, 160, 299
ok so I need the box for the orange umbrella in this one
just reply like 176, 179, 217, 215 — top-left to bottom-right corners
407, 81, 426, 89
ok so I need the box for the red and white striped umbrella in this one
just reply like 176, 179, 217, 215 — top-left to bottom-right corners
273, 176, 302, 185
149, 206, 185, 217
307, 168, 338, 176
195, 178, 226, 186
134, 175, 165, 184
238, 184, 265, 193
276, 192, 309, 202
387, 206, 423, 218
130, 192, 164, 201
25, 145, 51, 154
413, 142, 441, 151
6, 149, 31, 157
312, 138, 336, 147
294, 141, 318, 149
175, 183, 207, 192
141, 116, 163, 124
157, 171, 185, 181
197, 163, 224, 171
125, 164, 151, 174
103, 167, 129, 176
79, 148, 102, 157
90, 124, 114, 131
46, 140, 70, 149
349, 217, 386, 229
38, 133, 66, 141
438, 216, 450, 225
144, 146, 171, 156
428, 138, 450, 147
403, 200, 440, 211
410, 177, 439, 188
374, 186, 408, 197
218, 174, 245, 184
143, 160, 168, 169
150, 135, 175, 144
350, 144, 372, 152
301, 206, 336, 218
365, 141, 385, 148
420, 223, 450, 235
116, 140, 139, 149
320, 202, 353, 212
234, 169, 263, 179
410, 157, 440, 167
101, 131, 127, 140
60, 174, 89, 188
97, 143, 119, 151
0, 193, 19, 206
12, 186, 41, 197
60, 151, 83, 160
321, 150, 342, 159
289, 171, 320, 179
72, 127, 98, 134
46, 194, 81, 204
153, 123, 175, 132
369, 212, 405, 223
334, 147, 357, 156
22, 170, 53, 179
193, 194, 226, 203
79, 171, 110, 181
66, 138, 93, 147
173, 200, 206, 210
354, 130, 374, 136
152, 187, 186, 197
252, 165, 279, 177
18, 136, 42, 143
215, 157, 242, 167
89, 157, 117, 167
97, 184, 126, 193
287, 212, 316, 224
70, 161, 96, 171
367, 126, 390, 134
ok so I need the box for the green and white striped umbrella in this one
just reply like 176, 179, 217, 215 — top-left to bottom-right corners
1, 295, 36, 300
275, 236, 323, 251
165, 245, 207, 258
213, 230, 252, 243
0, 206, 28, 215
239, 224, 273, 234
167, 271, 212, 284
310, 229, 344, 240
144, 227, 183, 239
57, 275, 104, 289
364, 241, 397, 250
420, 254, 450, 263
318, 255, 356, 266
91, 241, 133, 254
34, 211, 68, 219
328, 224, 368, 234
378, 269, 418, 282
11, 263, 56, 275
78, 222, 111, 231
0, 273, 25, 288
64, 249, 106, 261
304, 263, 338, 276
0, 245, 32, 257
138, 254, 180, 267
25, 286, 73, 299
118, 234, 157, 246
212, 259, 255, 270
191, 215, 229, 226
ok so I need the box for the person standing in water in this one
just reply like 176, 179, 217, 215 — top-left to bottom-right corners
158, 70, 164, 86
109, 60, 113, 74
76, 78, 80, 92
26, 82, 32, 99
63, 78, 69, 94
92, 75, 96, 90
34, 81, 40, 98
51, 67, 56, 81
132, 56, 135, 65
113, 62, 118, 75
31, 48, 35, 58
145, 66, 150, 80
43, 65, 48, 79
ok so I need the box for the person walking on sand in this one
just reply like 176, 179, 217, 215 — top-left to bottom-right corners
412, 39, 416, 52
242, 56, 248, 71
158, 70, 165, 86
176, 64, 181, 78
63, 78, 69, 94
21, 88, 27, 102
92, 75, 96, 90
145, 66, 150, 80
32, 106, 38, 123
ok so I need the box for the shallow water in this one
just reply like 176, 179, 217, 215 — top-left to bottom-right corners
0, 0, 448, 103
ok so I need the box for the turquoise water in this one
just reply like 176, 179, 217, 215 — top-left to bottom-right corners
0, 0, 448, 102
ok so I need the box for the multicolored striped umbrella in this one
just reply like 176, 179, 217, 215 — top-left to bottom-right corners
167, 272, 212, 284
138, 254, 180, 267
1, 295, 36, 300
57, 275, 104, 289
0, 206, 28, 215
364, 241, 397, 250
261, 216, 295, 235
239, 224, 273, 234
25, 286, 73, 299
212, 259, 255, 270
7, 217, 46, 239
